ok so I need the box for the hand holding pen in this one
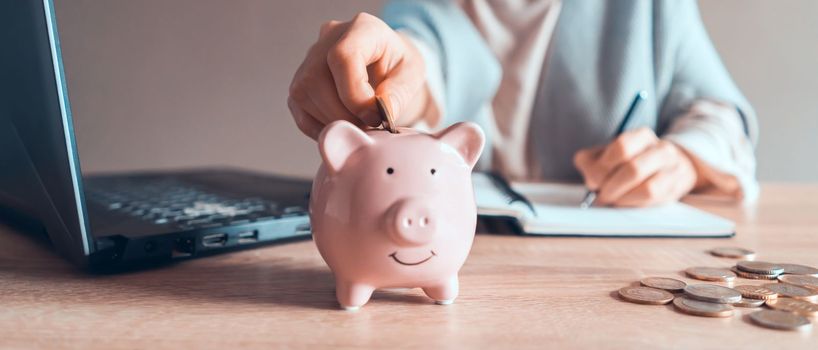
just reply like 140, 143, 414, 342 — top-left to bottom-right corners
574, 91, 700, 208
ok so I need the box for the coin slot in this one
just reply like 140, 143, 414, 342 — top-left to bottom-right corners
202, 233, 228, 247
236, 230, 259, 244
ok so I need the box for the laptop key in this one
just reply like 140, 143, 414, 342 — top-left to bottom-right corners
228, 214, 254, 225
283, 206, 304, 213
182, 218, 212, 226
251, 215, 278, 222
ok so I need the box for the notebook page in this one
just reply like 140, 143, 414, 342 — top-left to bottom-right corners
511, 182, 735, 236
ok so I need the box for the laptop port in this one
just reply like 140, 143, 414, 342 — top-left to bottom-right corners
236, 230, 258, 244
172, 237, 195, 258
202, 233, 228, 247
295, 222, 311, 236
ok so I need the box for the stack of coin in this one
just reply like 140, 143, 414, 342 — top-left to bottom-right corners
733, 261, 785, 280
616, 246, 818, 332
732, 285, 776, 308
618, 278, 686, 305
733, 285, 778, 301
618, 286, 675, 305
677, 284, 741, 317
673, 296, 734, 317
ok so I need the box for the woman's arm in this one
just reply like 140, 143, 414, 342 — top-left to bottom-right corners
657, 1, 759, 201
382, 0, 501, 129
574, 0, 758, 206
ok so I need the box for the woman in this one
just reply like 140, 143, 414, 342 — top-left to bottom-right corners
287, 0, 757, 207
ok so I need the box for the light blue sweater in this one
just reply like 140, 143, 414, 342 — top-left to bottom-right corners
383, 0, 757, 190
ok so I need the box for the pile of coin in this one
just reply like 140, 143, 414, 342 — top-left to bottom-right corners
617, 246, 818, 332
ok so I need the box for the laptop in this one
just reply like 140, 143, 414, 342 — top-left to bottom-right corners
0, 0, 313, 270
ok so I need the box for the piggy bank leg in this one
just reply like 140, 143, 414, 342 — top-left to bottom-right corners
422, 276, 459, 305
336, 281, 374, 311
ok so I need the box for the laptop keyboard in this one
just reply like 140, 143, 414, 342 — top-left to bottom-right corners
85, 178, 306, 230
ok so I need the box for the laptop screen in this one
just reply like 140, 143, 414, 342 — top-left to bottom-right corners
0, 0, 91, 264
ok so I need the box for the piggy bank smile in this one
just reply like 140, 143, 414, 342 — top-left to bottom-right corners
389, 250, 437, 266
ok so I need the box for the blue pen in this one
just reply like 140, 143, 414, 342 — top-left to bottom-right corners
579, 90, 647, 209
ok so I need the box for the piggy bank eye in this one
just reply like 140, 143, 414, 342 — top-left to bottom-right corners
430, 168, 436, 175
386, 167, 394, 175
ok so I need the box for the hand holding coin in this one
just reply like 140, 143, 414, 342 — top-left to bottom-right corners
287, 13, 427, 140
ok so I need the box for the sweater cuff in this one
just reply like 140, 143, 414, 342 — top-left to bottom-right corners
662, 100, 759, 203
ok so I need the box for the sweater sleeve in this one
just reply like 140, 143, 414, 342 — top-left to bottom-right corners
381, 0, 501, 129
663, 100, 759, 201
656, 1, 759, 202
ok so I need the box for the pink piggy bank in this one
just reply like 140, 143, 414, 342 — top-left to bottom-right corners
309, 120, 485, 310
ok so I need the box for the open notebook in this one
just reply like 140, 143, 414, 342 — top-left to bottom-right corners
473, 173, 734, 237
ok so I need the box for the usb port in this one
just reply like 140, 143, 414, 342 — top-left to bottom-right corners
237, 230, 258, 244
295, 222, 311, 236
202, 233, 228, 247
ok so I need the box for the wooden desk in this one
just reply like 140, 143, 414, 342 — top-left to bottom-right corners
1, 184, 817, 349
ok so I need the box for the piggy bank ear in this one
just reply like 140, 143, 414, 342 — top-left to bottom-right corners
434, 122, 485, 169
318, 120, 374, 173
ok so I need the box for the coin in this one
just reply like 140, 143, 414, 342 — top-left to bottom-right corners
730, 266, 778, 280
673, 296, 734, 317
684, 284, 742, 303
762, 283, 818, 302
778, 263, 818, 277
736, 261, 784, 275
709, 247, 755, 260
732, 285, 778, 300
777, 274, 818, 291
749, 310, 812, 331
618, 286, 675, 305
684, 267, 736, 282
733, 297, 765, 308
375, 95, 398, 134
640, 277, 686, 293
766, 298, 818, 317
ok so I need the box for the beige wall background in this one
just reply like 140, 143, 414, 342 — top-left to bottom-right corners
55, 0, 818, 182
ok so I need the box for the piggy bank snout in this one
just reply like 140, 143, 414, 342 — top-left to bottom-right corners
387, 198, 437, 247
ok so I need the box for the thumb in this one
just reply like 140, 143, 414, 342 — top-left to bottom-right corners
374, 58, 424, 126
573, 145, 606, 189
